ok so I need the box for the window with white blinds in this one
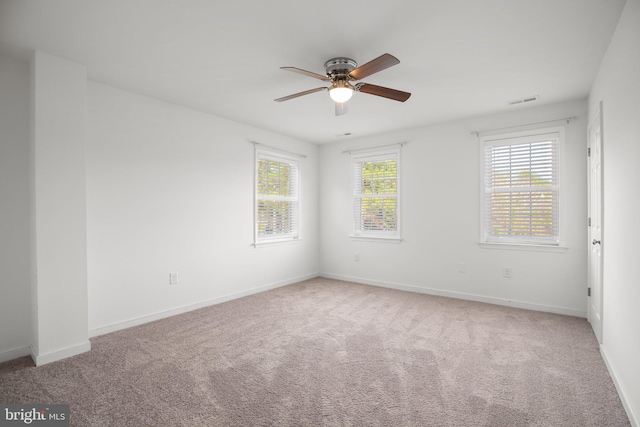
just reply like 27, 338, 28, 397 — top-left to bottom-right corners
481, 128, 562, 245
255, 149, 299, 243
352, 149, 400, 239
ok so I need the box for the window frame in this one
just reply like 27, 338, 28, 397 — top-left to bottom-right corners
479, 125, 566, 249
254, 148, 301, 246
350, 148, 402, 242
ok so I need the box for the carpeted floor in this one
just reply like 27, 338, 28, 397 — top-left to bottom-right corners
0, 277, 631, 426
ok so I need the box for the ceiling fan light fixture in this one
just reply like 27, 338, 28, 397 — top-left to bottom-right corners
328, 80, 354, 103
329, 87, 353, 103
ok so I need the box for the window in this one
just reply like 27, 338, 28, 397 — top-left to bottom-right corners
481, 126, 563, 246
255, 149, 299, 244
352, 149, 400, 240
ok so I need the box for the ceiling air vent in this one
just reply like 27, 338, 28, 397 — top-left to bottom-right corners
508, 95, 539, 106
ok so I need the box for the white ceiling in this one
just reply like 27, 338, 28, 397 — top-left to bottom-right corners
0, 0, 626, 144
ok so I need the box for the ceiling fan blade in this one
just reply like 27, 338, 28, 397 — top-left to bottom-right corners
281, 67, 331, 82
335, 102, 348, 116
348, 53, 400, 80
274, 87, 327, 102
356, 83, 411, 102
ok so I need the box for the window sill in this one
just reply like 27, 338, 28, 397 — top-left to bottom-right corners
478, 242, 567, 253
350, 235, 403, 244
253, 238, 302, 248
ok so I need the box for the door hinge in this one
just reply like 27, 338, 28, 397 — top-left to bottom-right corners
588, 217, 591, 227
588, 147, 591, 157
588, 287, 591, 297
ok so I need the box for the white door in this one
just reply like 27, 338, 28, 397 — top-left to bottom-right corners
588, 104, 603, 343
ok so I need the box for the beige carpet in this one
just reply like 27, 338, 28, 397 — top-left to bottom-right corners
0, 277, 630, 426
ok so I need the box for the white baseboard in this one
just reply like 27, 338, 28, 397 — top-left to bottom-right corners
89, 272, 320, 338
31, 340, 92, 367
320, 273, 587, 318
600, 344, 639, 427
0, 346, 31, 364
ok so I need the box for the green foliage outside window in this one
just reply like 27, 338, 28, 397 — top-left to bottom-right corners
361, 160, 397, 195
357, 159, 398, 233
258, 160, 291, 196
257, 200, 294, 236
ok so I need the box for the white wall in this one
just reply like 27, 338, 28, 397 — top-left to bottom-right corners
0, 54, 31, 362
86, 82, 319, 334
30, 51, 90, 365
320, 99, 588, 317
588, 0, 640, 425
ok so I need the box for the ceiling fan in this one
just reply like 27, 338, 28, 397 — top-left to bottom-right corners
274, 53, 411, 116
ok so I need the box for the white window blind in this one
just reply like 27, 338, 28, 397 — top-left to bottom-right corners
255, 150, 299, 243
352, 149, 400, 239
482, 130, 560, 245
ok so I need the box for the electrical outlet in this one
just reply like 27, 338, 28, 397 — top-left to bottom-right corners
169, 272, 178, 285
354, 253, 360, 262
503, 267, 512, 278
457, 262, 466, 273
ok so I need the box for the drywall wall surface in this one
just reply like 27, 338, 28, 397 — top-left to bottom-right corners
86, 82, 319, 332
31, 51, 90, 364
0, 54, 31, 362
320, 98, 588, 317
589, 0, 640, 424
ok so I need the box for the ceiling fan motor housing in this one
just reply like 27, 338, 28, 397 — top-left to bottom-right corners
324, 57, 357, 77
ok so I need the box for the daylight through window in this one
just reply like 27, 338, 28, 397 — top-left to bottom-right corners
352, 149, 400, 239
255, 149, 299, 243
481, 128, 562, 245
